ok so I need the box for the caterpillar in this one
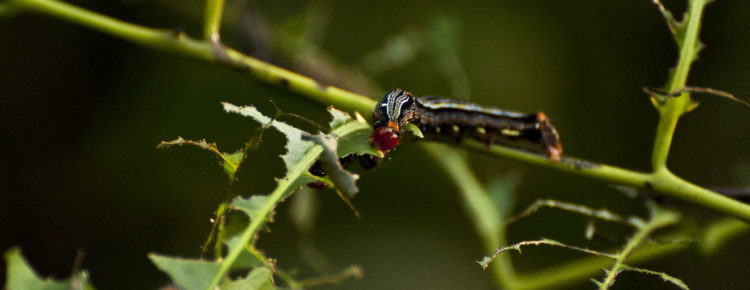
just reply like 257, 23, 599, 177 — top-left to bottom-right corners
371, 89, 563, 161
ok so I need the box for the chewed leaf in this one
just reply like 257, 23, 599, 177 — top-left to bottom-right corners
231, 195, 269, 222
224, 236, 266, 269
336, 126, 382, 159
220, 267, 275, 290
157, 137, 247, 181
330, 113, 382, 158
477, 238, 616, 270
506, 198, 639, 228
328, 107, 352, 130
303, 134, 360, 197
297, 265, 365, 287
222, 152, 245, 178
148, 254, 221, 290
308, 107, 385, 198
325, 108, 380, 158
4, 247, 73, 290
158, 137, 216, 151
223, 102, 314, 173
619, 265, 689, 290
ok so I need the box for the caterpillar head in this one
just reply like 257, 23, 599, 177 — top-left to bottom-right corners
371, 89, 416, 151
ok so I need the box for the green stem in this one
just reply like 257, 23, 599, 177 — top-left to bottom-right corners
206, 108, 367, 289
699, 217, 750, 255
7, 0, 750, 223
8, 0, 749, 288
651, 0, 709, 170
507, 229, 689, 290
203, 0, 224, 42
422, 144, 516, 287
599, 209, 680, 289
5, 0, 373, 116
208, 146, 322, 289
465, 140, 750, 223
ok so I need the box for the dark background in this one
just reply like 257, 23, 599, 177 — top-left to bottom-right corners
2, 0, 749, 289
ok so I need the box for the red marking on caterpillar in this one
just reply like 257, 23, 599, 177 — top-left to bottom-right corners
372, 126, 399, 151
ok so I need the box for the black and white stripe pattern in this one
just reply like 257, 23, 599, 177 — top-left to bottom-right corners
372, 89, 563, 160
373, 89, 416, 129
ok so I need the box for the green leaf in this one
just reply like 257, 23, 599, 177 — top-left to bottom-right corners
148, 254, 221, 290
334, 119, 382, 158
157, 137, 248, 182
402, 123, 424, 139
223, 103, 314, 174
231, 195, 269, 221
5, 247, 69, 290
303, 134, 360, 197
327, 108, 380, 158
325, 108, 381, 157
224, 236, 266, 269
4, 247, 93, 290
327, 107, 352, 130
220, 267, 276, 290
215, 206, 251, 252
222, 151, 246, 179
300, 108, 381, 197
306, 108, 382, 197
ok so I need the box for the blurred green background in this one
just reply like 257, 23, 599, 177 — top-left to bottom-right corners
1, 0, 749, 289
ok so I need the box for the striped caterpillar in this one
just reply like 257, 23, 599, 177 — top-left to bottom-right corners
371, 89, 563, 161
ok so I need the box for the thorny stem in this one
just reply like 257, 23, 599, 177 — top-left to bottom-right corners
598, 208, 680, 289
6, 0, 747, 222
650, 0, 709, 171
422, 143, 516, 286
5, 0, 749, 289
208, 145, 323, 289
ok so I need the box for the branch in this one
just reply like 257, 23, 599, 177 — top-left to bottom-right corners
5, 0, 750, 224
650, 0, 711, 170
203, 0, 225, 42
422, 143, 516, 286
598, 207, 681, 289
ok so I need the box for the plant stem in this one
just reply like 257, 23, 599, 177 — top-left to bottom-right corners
599, 208, 680, 289
203, 0, 224, 42
5, 0, 374, 116
507, 229, 689, 290
651, 0, 709, 171
699, 217, 750, 255
210, 151, 319, 288
422, 144, 516, 287
6, 0, 750, 223
208, 146, 322, 289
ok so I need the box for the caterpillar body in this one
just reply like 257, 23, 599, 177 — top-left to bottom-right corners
371, 89, 563, 161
